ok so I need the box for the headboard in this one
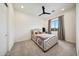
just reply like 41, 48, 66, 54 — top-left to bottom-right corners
31, 29, 42, 35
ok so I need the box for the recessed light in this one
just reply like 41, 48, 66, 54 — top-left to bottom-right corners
21, 5, 24, 8
61, 8, 64, 11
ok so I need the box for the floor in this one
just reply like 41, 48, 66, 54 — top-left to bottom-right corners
6, 40, 77, 56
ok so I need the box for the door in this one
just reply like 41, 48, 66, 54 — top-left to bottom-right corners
0, 3, 8, 56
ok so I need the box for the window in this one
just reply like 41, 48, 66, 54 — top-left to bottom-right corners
50, 18, 59, 31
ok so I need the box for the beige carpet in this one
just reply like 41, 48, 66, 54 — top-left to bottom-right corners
6, 40, 77, 56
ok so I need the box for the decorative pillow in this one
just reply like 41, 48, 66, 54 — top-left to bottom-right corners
39, 32, 42, 34
35, 32, 38, 34
32, 29, 42, 35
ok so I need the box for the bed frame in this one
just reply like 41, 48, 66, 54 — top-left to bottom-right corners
31, 38, 58, 52
31, 29, 58, 52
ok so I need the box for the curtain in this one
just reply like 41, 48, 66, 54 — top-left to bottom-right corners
48, 20, 51, 34
58, 15, 65, 40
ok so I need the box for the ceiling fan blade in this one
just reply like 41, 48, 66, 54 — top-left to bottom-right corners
45, 12, 51, 14
39, 13, 43, 16
42, 6, 45, 13
38, 6, 51, 16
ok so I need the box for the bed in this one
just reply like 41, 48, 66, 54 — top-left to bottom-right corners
31, 29, 58, 52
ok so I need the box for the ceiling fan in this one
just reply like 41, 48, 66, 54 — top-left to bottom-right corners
39, 6, 51, 16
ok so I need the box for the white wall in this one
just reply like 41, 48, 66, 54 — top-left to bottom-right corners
76, 4, 79, 56
0, 4, 8, 56
8, 4, 15, 51
15, 11, 45, 42
45, 7, 76, 43
0, 3, 15, 55
64, 8, 76, 43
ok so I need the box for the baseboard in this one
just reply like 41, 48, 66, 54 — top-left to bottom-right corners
65, 40, 76, 44
15, 39, 31, 43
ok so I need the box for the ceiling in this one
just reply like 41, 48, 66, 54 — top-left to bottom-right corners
13, 3, 76, 19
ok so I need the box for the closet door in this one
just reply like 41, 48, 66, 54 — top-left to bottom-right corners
0, 3, 8, 56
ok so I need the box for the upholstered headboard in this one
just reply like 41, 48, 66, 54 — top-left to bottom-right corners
31, 29, 42, 35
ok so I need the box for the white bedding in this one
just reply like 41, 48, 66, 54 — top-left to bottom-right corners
36, 33, 55, 39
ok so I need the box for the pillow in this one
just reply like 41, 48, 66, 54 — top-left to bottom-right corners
32, 29, 42, 35
39, 32, 42, 34
35, 32, 38, 34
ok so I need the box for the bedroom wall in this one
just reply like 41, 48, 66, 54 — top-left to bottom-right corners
64, 7, 76, 43
0, 3, 8, 56
0, 4, 15, 55
45, 7, 76, 43
15, 11, 45, 42
8, 4, 16, 51
76, 3, 79, 56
